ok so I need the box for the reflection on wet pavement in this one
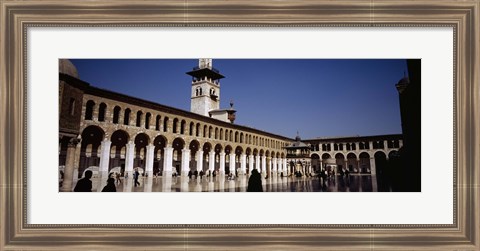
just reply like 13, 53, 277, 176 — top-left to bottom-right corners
83, 174, 386, 192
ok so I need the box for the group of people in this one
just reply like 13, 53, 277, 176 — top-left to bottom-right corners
73, 168, 266, 192
73, 168, 144, 192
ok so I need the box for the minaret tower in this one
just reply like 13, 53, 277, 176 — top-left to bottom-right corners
187, 59, 225, 117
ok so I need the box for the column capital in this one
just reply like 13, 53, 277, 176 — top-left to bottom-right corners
68, 137, 81, 147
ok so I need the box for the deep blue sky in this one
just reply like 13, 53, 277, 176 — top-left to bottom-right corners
69, 59, 407, 139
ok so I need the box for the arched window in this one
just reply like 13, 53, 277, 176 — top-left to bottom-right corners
136, 111, 143, 127
208, 126, 213, 138
145, 113, 151, 129
189, 122, 194, 136
235, 131, 239, 143
180, 120, 186, 134
230, 131, 233, 142
85, 100, 95, 120
240, 133, 244, 143
173, 118, 178, 133
98, 103, 106, 122
163, 117, 169, 132
215, 128, 218, 139
196, 123, 200, 137
113, 106, 121, 124
219, 129, 223, 140
225, 130, 229, 141
123, 108, 131, 125
155, 115, 161, 131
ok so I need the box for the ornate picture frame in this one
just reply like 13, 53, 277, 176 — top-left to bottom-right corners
1, 1, 478, 249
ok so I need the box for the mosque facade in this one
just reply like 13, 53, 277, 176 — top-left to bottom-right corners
58, 59, 403, 192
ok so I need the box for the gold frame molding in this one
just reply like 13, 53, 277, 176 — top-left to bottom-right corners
1, 0, 479, 250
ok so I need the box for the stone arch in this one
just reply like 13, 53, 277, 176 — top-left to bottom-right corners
172, 118, 179, 133
172, 137, 185, 173
155, 115, 161, 131
109, 129, 130, 174
225, 145, 233, 173
189, 140, 200, 171
163, 116, 169, 132
196, 123, 201, 137
136, 110, 143, 127
215, 127, 219, 139
180, 119, 186, 134
311, 153, 320, 172
145, 112, 151, 129
208, 126, 213, 138
240, 133, 244, 143
153, 135, 167, 174
202, 142, 212, 172
359, 152, 371, 173
98, 102, 107, 122
214, 143, 223, 172
123, 108, 131, 125
84, 100, 95, 120
335, 153, 345, 172
189, 122, 194, 136
219, 128, 223, 140
113, 106, 121, 124
133, 133, 150, 172
203, 125, 208, 138
79, 125, 104, 177
347, 152, 358, 172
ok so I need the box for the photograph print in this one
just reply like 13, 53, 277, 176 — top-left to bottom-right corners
58, 58, 421, 193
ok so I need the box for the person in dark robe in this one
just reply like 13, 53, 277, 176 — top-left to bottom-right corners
247, 169, 263, 192
101, 178, 116, 192
74, 170, 93, 192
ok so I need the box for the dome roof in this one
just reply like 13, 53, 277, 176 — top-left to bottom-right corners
59, 59, 78, 78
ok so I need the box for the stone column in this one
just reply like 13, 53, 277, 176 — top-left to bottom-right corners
98, 139, 111, 173
61, 138, 80, 192
181, 148, 190, 176
196, 150, 203, 172
272, 158, 278, 174
248, 155, 254, 173
268, 157, 273, 174
241, 154, 247, 175
125, 141, 135, 177
255, 155, 260, 170
283, 159, 287, 175
219, 151, 226, 175
370, 157, 376, 175
229, 153, 236, 175
163, 146, 173, 175
261, 156, 267, 176
209, 150, 215, 172
145, 144, 155, 177
97, 139, 112, 192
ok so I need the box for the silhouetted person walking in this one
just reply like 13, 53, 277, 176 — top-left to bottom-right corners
134, 169, 140, 187
74, 170, 93, 192
102, 178, 116, 192
247, 169, 263, 192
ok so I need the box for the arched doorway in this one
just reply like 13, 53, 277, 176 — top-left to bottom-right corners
134, 133, 150, 175
202, 142, 212, 172
153, 135, 167, 175
109, 129, 129, 175
189, 140, 200, 171
172, 138, 185, 174
79, 125, 104, 178
359, 152, 371, 173
335, 153, 345, 173
347, 153, 358, 172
